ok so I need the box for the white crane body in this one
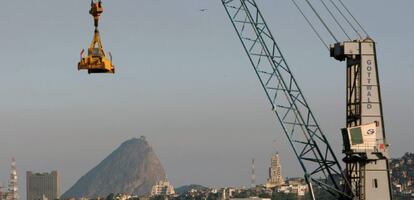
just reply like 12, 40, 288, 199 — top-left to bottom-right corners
331, 38, 392, 200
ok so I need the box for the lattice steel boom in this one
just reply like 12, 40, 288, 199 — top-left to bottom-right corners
221, 0, 352, 199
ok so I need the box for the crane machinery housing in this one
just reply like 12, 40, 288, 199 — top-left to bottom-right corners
77, 0, 393, 199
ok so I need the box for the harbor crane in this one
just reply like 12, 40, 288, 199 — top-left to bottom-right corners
223, 1, 392, 198
77, 0, 392, 199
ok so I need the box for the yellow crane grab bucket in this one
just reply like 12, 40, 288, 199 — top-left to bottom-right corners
78, 0, 115, 74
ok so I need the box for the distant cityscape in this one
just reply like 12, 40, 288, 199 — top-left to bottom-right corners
1, 152, 414, 200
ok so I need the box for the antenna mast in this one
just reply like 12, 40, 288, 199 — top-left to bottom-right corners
251, 158, 256, 188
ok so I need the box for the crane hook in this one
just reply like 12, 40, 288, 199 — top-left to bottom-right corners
89, 0, 103, 28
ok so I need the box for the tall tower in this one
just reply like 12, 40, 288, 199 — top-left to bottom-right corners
266, 153, 284, 187
331, 38, 392, 199
6, 158, 18, 200
26, 171, 60, 200
251, 158, 256, 188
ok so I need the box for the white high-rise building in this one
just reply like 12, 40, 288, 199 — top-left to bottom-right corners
150, 177, 175, 196
266, 153, 284, 188
6, 158, 19, 200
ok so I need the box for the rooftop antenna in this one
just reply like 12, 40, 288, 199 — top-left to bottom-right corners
272, 139, 279, 154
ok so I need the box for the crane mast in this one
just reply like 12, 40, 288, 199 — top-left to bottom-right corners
331, 39, 392, 200
221, 0, 352, 199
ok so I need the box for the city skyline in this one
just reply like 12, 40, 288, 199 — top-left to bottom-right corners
0, 1, 413, 200
0, 150, 305, 199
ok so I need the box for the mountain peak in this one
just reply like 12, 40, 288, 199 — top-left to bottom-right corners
62, 137, 166, 198
121, 136, 148, 146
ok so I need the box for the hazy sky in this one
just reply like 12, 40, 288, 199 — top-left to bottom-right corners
0, 0, 413, 199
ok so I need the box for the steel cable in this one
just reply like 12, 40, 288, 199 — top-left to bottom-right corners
319, 0, 351, 40
290, 0, 329, 50
337, 0, 369, 37
329, 0, 363, 39
304, 0, 339, 43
